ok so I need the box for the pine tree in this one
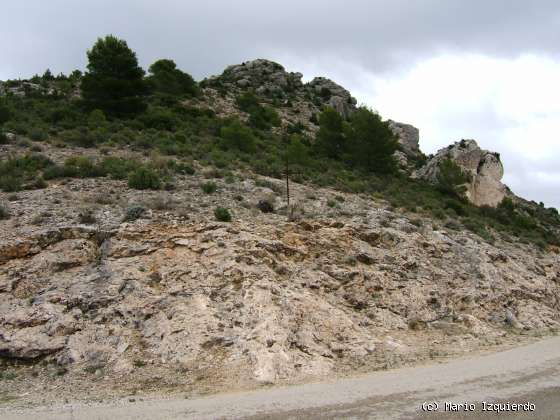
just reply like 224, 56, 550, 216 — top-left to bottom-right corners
81, 35, 147, 116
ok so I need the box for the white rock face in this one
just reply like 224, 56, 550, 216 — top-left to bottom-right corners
415, 139, 507, 207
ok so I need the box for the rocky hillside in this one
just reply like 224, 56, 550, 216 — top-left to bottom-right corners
1, 57, 560, 405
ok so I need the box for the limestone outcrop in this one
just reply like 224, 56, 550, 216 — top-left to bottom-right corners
416, 139, 507, 207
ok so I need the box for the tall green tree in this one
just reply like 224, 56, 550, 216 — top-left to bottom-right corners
345, 107, 398, 174
147, 59, 198, 97
316, 107, 345, 159
81, 35, 147, 116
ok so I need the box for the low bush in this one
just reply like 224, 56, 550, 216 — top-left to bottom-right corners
201, 181, 217, 194
168, 160, 195, 175
0, 175, 22, 192
29, 128, 48, 141
214, 206, 232, 222
128, 167, 161, 190
63, 156, 104, 178
0, 202, 10, 220
100, 157, 138, 180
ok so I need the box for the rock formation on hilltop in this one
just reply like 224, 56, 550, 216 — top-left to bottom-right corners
208, 59, 357, 118
415, 139, 508, 207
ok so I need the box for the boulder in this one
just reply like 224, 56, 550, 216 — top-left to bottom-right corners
415, 139, 507, 207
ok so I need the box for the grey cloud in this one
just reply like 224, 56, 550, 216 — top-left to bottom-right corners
2, 1, 560, 79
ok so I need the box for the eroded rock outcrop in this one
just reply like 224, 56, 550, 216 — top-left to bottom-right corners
211, 59, 304, 98
416, 139, 507, 207
204, 59, 357, 120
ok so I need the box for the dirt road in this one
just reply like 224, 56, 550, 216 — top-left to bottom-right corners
2, 336, 559, 419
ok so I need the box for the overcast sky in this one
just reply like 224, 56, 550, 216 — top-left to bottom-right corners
2, 1, 560, 208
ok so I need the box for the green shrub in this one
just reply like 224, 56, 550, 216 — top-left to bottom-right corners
214, 206, 231, 222
248, 105, 280, 129
0, 175, 22, 192
140, 108, 177, 130
100, 157, 138, 179
444, 198, 467, 216
201, 181, 217, 194
0, 100, 11, 125
0, 203, 10, 220
60, 128, 97, 148
0, 154, 55, 191
133, 359, 147, 368
463, 218, 494, 242
29, 128, 48, 141
168, 160, 195, 175
87, 109, 107, 129
128, 167, 161, 190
